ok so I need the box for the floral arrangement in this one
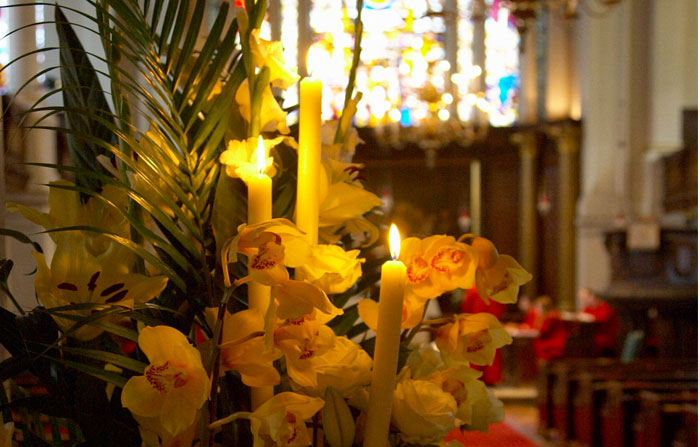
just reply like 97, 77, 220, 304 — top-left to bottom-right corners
0, 1, 531, 446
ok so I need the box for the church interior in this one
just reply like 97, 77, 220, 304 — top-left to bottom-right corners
0, 0, 697, 446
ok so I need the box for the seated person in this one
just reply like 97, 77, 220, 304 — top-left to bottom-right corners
578, 288, 620, 357
531, 295, 570, 363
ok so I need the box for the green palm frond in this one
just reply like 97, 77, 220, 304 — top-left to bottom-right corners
5, 1, 249, 319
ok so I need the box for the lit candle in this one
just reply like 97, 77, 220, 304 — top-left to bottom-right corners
363, 224, 407, 447
247, 136, 273, 409
296, 77, 322, 244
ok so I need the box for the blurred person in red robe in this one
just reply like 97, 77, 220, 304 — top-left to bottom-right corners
531, 295, 570, 362
579, 287, 620, 357
460, 286, 507, 385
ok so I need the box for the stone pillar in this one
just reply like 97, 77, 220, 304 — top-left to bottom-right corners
297, 0, 311, 78
7, 0, 58, 191
517, 22, 537, 124
545, 7, 575, 120
443, 0, 458, 118
469, 159, 481, 236
549, 123, 579, 311
471, 0, 487, 126
512, 130, 538, 297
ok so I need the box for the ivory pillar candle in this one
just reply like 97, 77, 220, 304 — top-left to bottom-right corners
248, 136, 273, 409
296, 77, 322, 244
363, 224, 407, 447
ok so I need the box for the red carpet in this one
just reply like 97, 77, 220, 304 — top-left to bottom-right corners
444, 423, 538, 447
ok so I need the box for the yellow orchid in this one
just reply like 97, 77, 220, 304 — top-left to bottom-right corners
236, 80, 290, 134
274, 312, 338, 389
295, 244, 364, 295
423, 364, 487, 427
223, 220, 342, 321
289, 335, 372, 398
357, 292, 427, 331
470, 236, 532, 304
33, 235, 168, 340
391, 376, 458, 445
216, 308, 282, 387
241, 392, 325, 447
462, 387, 505, 432
220, 136, 286, 182
122, 326, 210, 437
435, 313, 512, 366
400, 235, 478, 300
249, 29, 300, 89
132, 412, 200, 447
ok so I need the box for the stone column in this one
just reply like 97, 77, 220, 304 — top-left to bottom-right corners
512, 130, 538, 297
8, 0, 58, 191
549, 123, 580, 311
471, 0, 487, 126
517, 21, 538, 124
469, 159, 481, 236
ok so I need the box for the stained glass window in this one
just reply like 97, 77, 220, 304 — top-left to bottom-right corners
279, 0, 520, 128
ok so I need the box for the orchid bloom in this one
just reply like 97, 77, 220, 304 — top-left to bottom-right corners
220, 136, 287, 182
400, 235, 478, 300
435, 313, 512, 366
33, 235, 168, 340
470, 236, 532, 304
223, 220, 343, 320
243, 392, 324, 447
216, 308, 282, 387
274, 311, 337, 389
357, 292, 428, 331
423, 364, 488, 427
122, 326, 211, 437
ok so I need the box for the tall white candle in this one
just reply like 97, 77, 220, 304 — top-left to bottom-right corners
296, 77, 322, 244
247, 136, 273, 409
364, 224, 407, 447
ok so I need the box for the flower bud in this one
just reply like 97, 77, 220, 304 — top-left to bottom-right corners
322, 387, 356, 447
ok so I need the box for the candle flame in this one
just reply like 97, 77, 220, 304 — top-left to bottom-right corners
256, 136, 266, 174
389, 224, 401, 260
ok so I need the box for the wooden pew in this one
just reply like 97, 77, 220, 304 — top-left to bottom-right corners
600, 383, 697, 447
538, 358, 696, 444
631, 391, 698, 447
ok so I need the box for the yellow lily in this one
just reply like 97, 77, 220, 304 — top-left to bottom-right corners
33, 235, 168, 340
249, 29, 300, 89
216, 308, 282, 387
435, 313, 512, 366
122, 326, 210, 437
236, 80, 290, 134
471, 236, 532, 304
8, 179, 132, 261
220, 136, 286, 182
400, 235, 478, 300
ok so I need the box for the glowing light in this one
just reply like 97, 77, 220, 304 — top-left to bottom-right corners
306, 45, 331, 78
469, 65, 483, 79
476, 97, 491, 112
438, 60, 451, 72
414, 109, 428, 120
405, 95, 418, 108
438, 109, 450, 121
389, 224, 401, 259
388, 108, 401, 122
256, 136, 266, 174
441, 93, 454, 104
